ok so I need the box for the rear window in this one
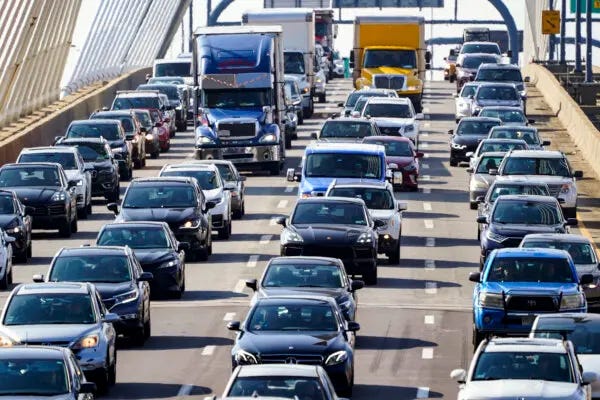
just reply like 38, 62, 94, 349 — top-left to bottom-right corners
457, 120, 500, 135
19, 152, 76, 170
66, 122, 122, 140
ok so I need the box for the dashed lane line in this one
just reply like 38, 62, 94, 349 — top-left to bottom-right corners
425, 282, 437, 294
246, 255, 259, 268
233, 279, 246, 293
423, 202, 432, 211
421, 163, 430, 169
421, 348, 434, 359
277, 200, 288, 208
177, 384, 194, 396
416, 387, 430, 399
422, 187, 431, 194
426, 238, 435, 247
424, 219, 434, 229
269, 217, 278, 226
421, 175, 431, 181
223, 312, 236, 321
201, 345, 216, 356
424, 260, 436, 270
419, 142, 429, 149
424, 315, 434, 325
285, 186, 294, 193
259, 235, 272, 245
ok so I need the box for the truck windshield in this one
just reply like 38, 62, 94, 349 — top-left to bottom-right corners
155, 62, 191, 77
284, 52, 305, 74
477, 68, 523, 82
464, 31, 490, 42
305, 153, 382, 179
205, 89, 269, 108
363, 50, 416, 69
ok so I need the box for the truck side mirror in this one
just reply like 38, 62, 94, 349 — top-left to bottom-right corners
449, 49, 456, 57
425, 51, 432, 63
349, 50, 355, 69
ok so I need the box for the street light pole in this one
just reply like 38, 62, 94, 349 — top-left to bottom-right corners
585, 0, 593, 82
575, 0, 582, 72
560, 0, 566, 64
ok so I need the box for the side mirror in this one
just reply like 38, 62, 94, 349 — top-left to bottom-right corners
415, 152, 424, 158
24, 206, 35, 215
107, 203, 119, 215
113, 152, 123, 160
488, 169, 498, 176
447, 129, 454, 135
415, 113, 424, 120
524, 76, 531, 83
311, 132, 318, 139
506, 50, 513, 58
227, 321, 241, 331
54, 136, 62, 144
350, 280, 364, 291
374, 220, 386, 228
528, 119, 535, 124
154, 122, 162, 128
205, 201, 216, 210
337, 102, 344, 107
275, 216, 286, 227
465, 152, 474, 158
466, 167, 474, 173
558, 197, 566, 204
443, 57, 447, 61
101, 106, 109, 111
350, 111, 360, 118
449, 49, 456, 57
397, 201, 408, 211
581, 274, 594, 285
468, 272, 481, 283
542, 140, 551, 146
475, 196, 484, 203
476, 216, 487, 224
177, 242, 190, 251
79, 382, 97, 395
245, 279, 258, 291
425, 50, 432, 63
573, 170, 583, 178
103, 313, 120, 323
32, 274, 44, 283
286, 168, 297, 182
138, 272, 153, 282
346, 321, 360, 332
565, 218, 578, 226
450, 368, 467, 384
582, 371, 598, 385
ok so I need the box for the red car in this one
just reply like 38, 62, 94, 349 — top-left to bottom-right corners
149, 108, 170, 151
363, 136, 424, 191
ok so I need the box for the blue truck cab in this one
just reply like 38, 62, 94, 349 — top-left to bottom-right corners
469, 247, 592, 349
286, 142, 388, 198
192, 26, 286, 176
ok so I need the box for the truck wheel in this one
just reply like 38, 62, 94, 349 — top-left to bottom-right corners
449, 158, 458, 167
298, 111, 304, 125
304, 99, 314, 119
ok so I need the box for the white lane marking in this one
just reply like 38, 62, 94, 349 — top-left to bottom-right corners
421, 175, 431, 181
223, 312, 236, 321
422, 187, 431, 194
420, 142, 429, 149
423, 202, 432, 211
177, 384, 193, 396
424, 114, 430, 120
424, 260, 436, 270
422, 163, 430, 169
285, 186, 294, 193
424, 122, 431, 128
233, 279, 246, 293
421, 132, 429, 138
423, 107, 430, 113
277, 200, 288, 209
425, 237, 435, 247
425, 282, 437, 294
416, 387, 430, 398
201, 345, 216, 356
424, 219, 434, 229
247, 255, 259, 268
423, 153, 430, 158
422, 347, 434, 359
259, 235, 272, 245
424, 315, 434, 325
269, 217, 278, 226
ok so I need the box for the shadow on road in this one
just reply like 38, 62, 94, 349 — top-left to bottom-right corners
353, 384, 443, 398
109, 382, 211, 398
356, 335, 438, 351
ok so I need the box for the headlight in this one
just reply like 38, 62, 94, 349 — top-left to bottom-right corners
145, 133, 154, 141
406, 85, 419, 91
339, 298, 352, 311
560, 183, 572, 194
259, 133, 277, 144
300, 193, 311, 199
197, 136, 216, 145
479, 292, 504, 309
113, 289, 139, 305
51, 191, 66, 202
5, 219, 20, 233
159, 259, 177, 269
316, 78, 323, 83
180, 219, 201, 229
0, 335, 16, 347
301, 87, 310, 94
451, 143, 466, 150
111, 147, 123, 154
486, 230, 507, 243
561, 293, 585, 310
282, 229, 303, 243
209, 196, 224, 205
71, 334, 99, 350
325, 350, 348, 366
131, 136, 139, 143
356, 232, 372, 244
471, 179, 488, 190
235, 349, 259, 364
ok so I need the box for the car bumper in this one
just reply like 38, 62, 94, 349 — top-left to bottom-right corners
149, 266, 181, 294
314, 84, 326, 95
195, 145, 282, 165
75, 187, 86, 209
281, 244, 376, 274
455, 107, 471, 120
173, 228, 206, 251
392, 170, 418, 189
324, 361, 353, 393
377, 234, 399, 254
469, 188, 487, 203
32, 214, 68, 229
475, 307, 586, 333
230, 193, 243, 211
91, 174, 118, 197
450, 147, 474, 162
76, 348, 110, 375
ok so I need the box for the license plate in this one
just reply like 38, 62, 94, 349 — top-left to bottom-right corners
222, 147, 243, 154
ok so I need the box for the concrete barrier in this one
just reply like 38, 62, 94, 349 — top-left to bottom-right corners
523, 63, 600, 180
0, 67, 151, 165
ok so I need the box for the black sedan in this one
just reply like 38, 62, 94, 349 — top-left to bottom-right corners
0, 163, 78, 237
108, 177, 214, 261
227, 296, 359, 397
0, 190, 32, 263
33, 246, 153, 345
245, 256, 363, 321
277, 197, 382, 285
448, 117, 502, 167
96, 221, 187, 298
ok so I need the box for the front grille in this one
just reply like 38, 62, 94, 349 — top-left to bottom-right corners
30, 204, 64, 216
223, 153, 252, 160
217, 122, 256, 138
260, 354, 324, 365
302, 245, 352, 260
373, 75, 405, 90
379, 126, 401, 136
547, 184, 562, 197
506, 295, 559, 312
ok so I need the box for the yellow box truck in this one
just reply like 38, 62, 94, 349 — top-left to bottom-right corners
352, 16, 430, 112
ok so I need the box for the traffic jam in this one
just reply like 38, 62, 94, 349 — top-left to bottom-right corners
0, 6, 598, 400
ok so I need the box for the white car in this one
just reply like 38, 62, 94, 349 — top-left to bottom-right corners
159, 163, 232, 239
314, 68, 327, 103
360, 97, 424, 147
451, 337, 597, 400
466, 151, 506, 210
16, 146, 92, 218
467, 138, 528, 170
455, 82, 481, 122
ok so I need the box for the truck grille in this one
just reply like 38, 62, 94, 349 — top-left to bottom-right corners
506, 295, 558, 312
546, 184, 562, 197
217, 122, 256, 138
260, 354, 323, 365
373, 75, 405, 90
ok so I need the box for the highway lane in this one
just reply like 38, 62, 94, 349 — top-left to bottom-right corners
2, 76, 596, 400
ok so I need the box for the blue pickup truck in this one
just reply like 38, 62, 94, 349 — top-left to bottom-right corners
192, 26, 286, 175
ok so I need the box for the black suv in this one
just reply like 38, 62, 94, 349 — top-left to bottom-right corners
108, 177, 214, 261
137, 83, 187, 132
448, 117, 502, 167
55, 138, 120, 202
0, 190, 33, 263
277, 197, 382, 285
90, 110, 146, 169
0, 163, 78, 237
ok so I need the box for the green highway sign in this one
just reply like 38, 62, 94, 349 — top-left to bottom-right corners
570, 0, 600, 13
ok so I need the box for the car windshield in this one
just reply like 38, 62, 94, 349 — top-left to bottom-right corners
487, 257, 574, 283
91, 115, 134, 134
134, 111, 153, 130
3, 293, 96, 325
248, 304, 338, 332
49, 254, 132, 283
284, 52, 305, 74
502, 157, 571, 177
472, 351, 573, 382
0, 167, 60, 188
66, 122, 121, 140
227, 376, 326, 400
292, 202, 367, 225
521, 242, 596, 264
476, 156, 504, 173
0, 359, 69, 396
305, 153, 382, 179
476, 87, 519, 100
488, 184, 549, 202
490, 128, 539, 144
19, 153, 76, 170
123, 184, 197, 208
492, 200, 562, 225
215, 164, 235, 181
161, 169, 219, 190
457, 121, 500, 135
97, 226, 170, 250
480, 109, 527, 123
461, 85, 478, 97
262, 264, 344, 288
368, 140, 413, 157
462, 56, 498, 69
69, 143, 110, 162
154, 62, 191, 77
320, 121, 373, 138
328, 187, 394, 210
0, 195, 15, 214
363, 103, 412, 118
113, 96, 160, 110
363, 49, 416, 69
534, 320, 600, 354
352, 97, 369, 113
148, 77, 185, 84
204, 89, 269, 108
461, 43, 501, 55
477, 68, 523, 82
138, 85, 180, 100
479, 141, 526, 154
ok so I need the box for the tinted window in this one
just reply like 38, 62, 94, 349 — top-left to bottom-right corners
0, 359, 69, 396
0, 167, 60, 187
457, 121, 500, 135
490, 128, 539, 144
476, 86, 519, 100
113, 96, 160, 110
461, 43, 501, 55
248, 304, 338, 332
155, 62, 191, 77
204, 88, 269, 108
479, 141, 526, 154
368, 140, 413, 157
123, 184, 197, 208
462, 55, 498, 69
284, 52, 305, 74
477, 68, 523, 82
461, 85, 478, 97
320, 121, 373, 138
293, 202, 367, 225
68, 143, 110, 162
476, 156, 504, 173
138, 85, 179, 100
363, 49, 416, 69
0, 195, 15, 214
535, 320, 600, 354
472, 352, 573, 382
3, 293, 95, 325
90, 115, 134, 134
329, 187, 394, 210
161, 169, 219, 190
305, 153, 382, 179
215, 164, 235, 181
134, 111, 153, 130
228, 376, 326, 400
502, 157, 571, 177
363, 103, 412, 118
148, 77, 185, 84
66, 122, 121, 140
262, 264, 344, 288
488, 184, 549, 202
522, 241, 595, 265
19, 152, 76, 170
479, 109, 527, 123
492, 199, 562, 225
487, 257, 574, 283
49, 254, 132, 283
97, 226, 170, 250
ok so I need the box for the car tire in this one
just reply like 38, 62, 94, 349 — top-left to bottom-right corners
0, 269, 8, 290
59, 215, 72, 238
78, 203, 88, 219
144, 315, 151, 340
305, 99, 314, 119
477, 227, 481, 241
15, 247, 27, 263
197, 247, 209, 261
363, 263, 378, 285
479, 255, 485, 271
7, 268, 12, 285
95, 368, 110, 395
564, 207, 577, 219
134, 158, 142, 169
71, 213, 78, 234
132, 322, 146, 347
470, 201, 478, 210
107, 185, 120, 203
108, 352, 117, 386
318, 94, 326, 103
285, 133, 292, 150
233, 206, 243, 220
269, 163, 280, 176
26, 241, 32, 259
151, 149, 159, 159
388, 236, 401, 264
449, 158, 458, 167
218, 221, 231, 240
298, 112, 304, 125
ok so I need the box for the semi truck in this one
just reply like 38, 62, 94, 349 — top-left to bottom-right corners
243, 9, 316, 118
351, 15, 430, 112
315, 8, 337, 80
463, 27, 491, 43
192, 25, 286, 175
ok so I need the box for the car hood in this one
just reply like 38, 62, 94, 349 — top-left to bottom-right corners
240, 331, 342, 354
6, 324, 98, 344
290, 224, 369, 244
372, 118, 415, 127
93, 281, 136, 299
497, 175, 572, 184
461, 380, 581, 399
207, 108, 264, 123
84, 160, 113, 170
471, 173, 496, 187
387, 156, 415, 168
370, 209, 396, 221
0, 214, 19, 226
0, 395, 73, 400
203, 187, 223, 202
108, 139, 126, 148
64, 170, 81, 181
483, 281, 578, 294
8, 187, 60, 204
490, 223, 566, 237
116, 207, 196, 223
131, 248, 176, 266
453, 134, 487, 146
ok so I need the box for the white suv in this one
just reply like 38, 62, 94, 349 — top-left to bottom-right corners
451, 337, 597, 400
17, 147, 92, 218
360, 97, 423, 148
